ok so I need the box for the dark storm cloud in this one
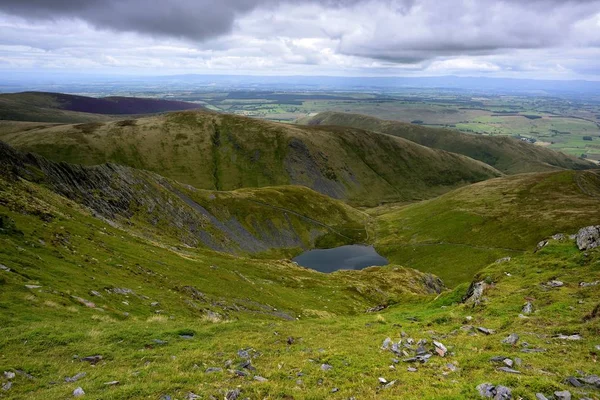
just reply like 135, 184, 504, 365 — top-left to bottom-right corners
0, 0, 373, 40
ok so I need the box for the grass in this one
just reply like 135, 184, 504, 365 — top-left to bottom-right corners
305, 111, 595, 174
373, 170, 600, 287
0, 110, 500, 207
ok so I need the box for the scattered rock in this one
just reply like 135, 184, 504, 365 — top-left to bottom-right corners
476, 383, 512, 399
535, 394, 549, 400
3, 371, 15, 380
72, 296, 96, 308
521, 348, 546, 353
381, 337, 392, 350
477, 327, 495, 335
407, 367, 417, 372
153, 339, 168, 345
535, 240, 548, 251
25, 285, 41, 289
502, 359, 513, 368
254, 376, 268, 382
321, 364, 333, 371
0, 264, 10, 272
185, 393, 200, 400
225, 388, 241, 400
495, 257, 511, 264
378, 377, 388, 384
73, 387, 85, 397
580, 281, 600, 288
497, 367, 520, 374
546, 280, 564, 288
555, 334, 582, 341
522, 302, 533, 315
502, 333, 519, 345
104, 381, 119, 386
237, 349, 250, 359
565, 376, 583, 387
383, 381, 396, 389
446, 363, 458, 372
576, 225, 600, 251
287, 337, 294, 345
366, 304, 387, 313
65, 372, 86, 383
2, 382, 12, 391
81, 355, 102, 365
552, 233, 566, 241
433, 340, 448, 357
89, 291, 102, 297
553, 390, 571, 400
150, 302, 159, 307
205, 367, 222, 374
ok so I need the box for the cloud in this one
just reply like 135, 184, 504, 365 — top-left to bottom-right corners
0, 0, 599, 78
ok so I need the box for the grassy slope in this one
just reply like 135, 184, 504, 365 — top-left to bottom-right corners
0, 111, 501, 206
0, 141, 369, 258
374, 169, 600, 286
0, 92, 201, 123
305, 112, 595, 174
1, 184, 599, 399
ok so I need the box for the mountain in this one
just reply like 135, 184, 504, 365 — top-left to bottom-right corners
373, 169, 600, 286
0, 110, 501, 206
0, 141, 369, 257
304, 111, 595, 174
1, 139, 599, 398
0, 92, 202, 123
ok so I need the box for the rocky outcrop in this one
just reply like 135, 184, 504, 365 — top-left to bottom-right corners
576, 225, 600, 251
463, 281, 488, 305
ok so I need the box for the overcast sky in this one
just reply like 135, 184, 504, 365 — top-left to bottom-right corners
0, 0, 599, 80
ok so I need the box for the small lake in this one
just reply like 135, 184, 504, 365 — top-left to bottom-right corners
292, 245, 389, 273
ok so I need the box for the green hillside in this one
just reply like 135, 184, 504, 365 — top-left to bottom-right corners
0, 92, 201, 123
305, 112, 595, 174
373, 169, 600, 286
1, 149, 599, 398
0, 110, 501, 206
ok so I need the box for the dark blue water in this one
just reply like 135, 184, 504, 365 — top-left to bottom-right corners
292, 245, 388, 273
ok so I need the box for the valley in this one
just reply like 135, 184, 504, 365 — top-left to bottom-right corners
0, 92, 599, 400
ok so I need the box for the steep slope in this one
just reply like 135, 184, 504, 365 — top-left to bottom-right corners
0, 92, 201, 123
0, 110, 501, 206
0, 141, 369, 256
305, 112, 595, 174
374, 169, 600, 286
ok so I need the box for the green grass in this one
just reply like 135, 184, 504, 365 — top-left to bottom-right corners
373, 170, 600, 287
305, 112, 595, 174
0, 110, 500, 207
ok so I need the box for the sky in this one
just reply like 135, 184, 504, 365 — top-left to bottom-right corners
0, 0, 599, 80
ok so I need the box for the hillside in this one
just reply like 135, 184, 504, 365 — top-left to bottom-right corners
0, 92, 202, 123
304, 112, 595, 174
0, 110, 501, 206
1, 150, 599, 398
0, 141, 369, 257
373, 169, 600, 286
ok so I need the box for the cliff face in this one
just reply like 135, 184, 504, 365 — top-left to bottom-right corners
0, 141, 366, 254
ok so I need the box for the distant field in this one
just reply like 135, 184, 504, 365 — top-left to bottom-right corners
169, 91, 600, 160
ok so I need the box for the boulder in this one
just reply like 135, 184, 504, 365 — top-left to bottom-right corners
463, 281, 487, 305
576, 226, 600, 251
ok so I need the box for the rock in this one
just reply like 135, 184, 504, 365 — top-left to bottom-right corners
521, 348, 545, 353
366, 304, 387, 313
65, 372, 87, 383
73, 387, 85, 397
153, 339, 168, 345
553, 390, 571, 400
381, 337, 392, 350
502, 359, 513, 368
205, 367, 222, 374
581, 374, 600, 387
407, 367, 417, 372
237, 349, 250, 359
576, 225, 600, 251
536, 240, 548, 251
104, 381, 119, 386
185, 393, 200, 400
556, 334, 582, 341
552, 233, 566, 241
321, 364, 333, 371
446, 363, 458, 372
497, 367, 520, 374
476, 383, 512, 399
502, 333, 519, 345
463, 281, 487, 305
522, 302, 533, 314
0, 264, 10, 272
226, 388, 241, 400
233, 370, 248, 377
433, 340, 448, 357
565, 376, 583, 387
378, 377, 388, 384
25, 285, 41, 289
287, 337, 294, 345
477, 327, 495, 335
535, 394, 549, 400
72, 296, 96, 308
383, 381, 396, 389
495, 257, 511, 264
331, 388, 339, 393
81, 355, 102, 364
89, 291, 102, 297
150, 302, 159, 307
3, 371, 15, 380
514, 357, 522, 366
2, 382, 12, 391
580, 281, 600, 287
254, 376, 268, 382
547, 280, 564, 288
